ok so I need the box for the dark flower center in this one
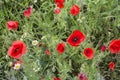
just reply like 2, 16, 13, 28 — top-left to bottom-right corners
14, 47, 19, 53
78, 73, 86, 80
73, 37, 78, 42
80, 74, 85, 79
85, 50, 89, 54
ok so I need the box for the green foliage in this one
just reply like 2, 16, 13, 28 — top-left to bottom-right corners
0, 0, 120, 80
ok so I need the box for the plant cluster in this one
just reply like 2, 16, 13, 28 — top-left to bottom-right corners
0, 0, 120, 80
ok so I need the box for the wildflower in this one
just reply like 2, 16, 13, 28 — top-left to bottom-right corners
32, 40, 38, 46
108, 39, 120, 54
54, 7, 61, 14
54, 0, 65, 3
56, 3, 64, 8
6, 21, 18, 30
67, 30, 85, 47
13, 62, 21, 70
109, 61, 115, 70
100, 45, 106, 52
78, 73, 88, 80
54, 0, 65, 9
33, 67, 40, 72
45, 50, 50, 56
70, 4, 80, 16
24, 6, 32, 17
7, 40, 27, 59
34, 0, 37, 3
56, 42, 65, 54
83, 48, 94, 59
54, 77, 61, 80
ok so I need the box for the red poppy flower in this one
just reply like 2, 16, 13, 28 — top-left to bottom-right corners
67, 30, 85, 47
54, 77, 61, 80
56, 3, 64, 8
7, 41, 27, 59
54, 0, 65, 4
56, 42, 65, 54
24, 7, 32, 17
108, 39, 120, 54
70, 4, 80, 16
100, 45, 106, 52
109, 61, 115, 70
78, 73, 88, 80
54, 7, 61, 14
6, 21, 18, 30
45, 50, 50, 56
83, 48, 94, 59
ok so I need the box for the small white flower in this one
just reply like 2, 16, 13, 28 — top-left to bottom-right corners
34, 0, 37, 3
41, 36, 46, 40
77, 18, 82, 23
32, 40, 38, 46
33, 67, 40, 72
13, 63, 21, 70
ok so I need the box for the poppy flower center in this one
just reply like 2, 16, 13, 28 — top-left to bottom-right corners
14, 47, 19, 53
85, 50, 89, 54
73, 37, 78, 42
